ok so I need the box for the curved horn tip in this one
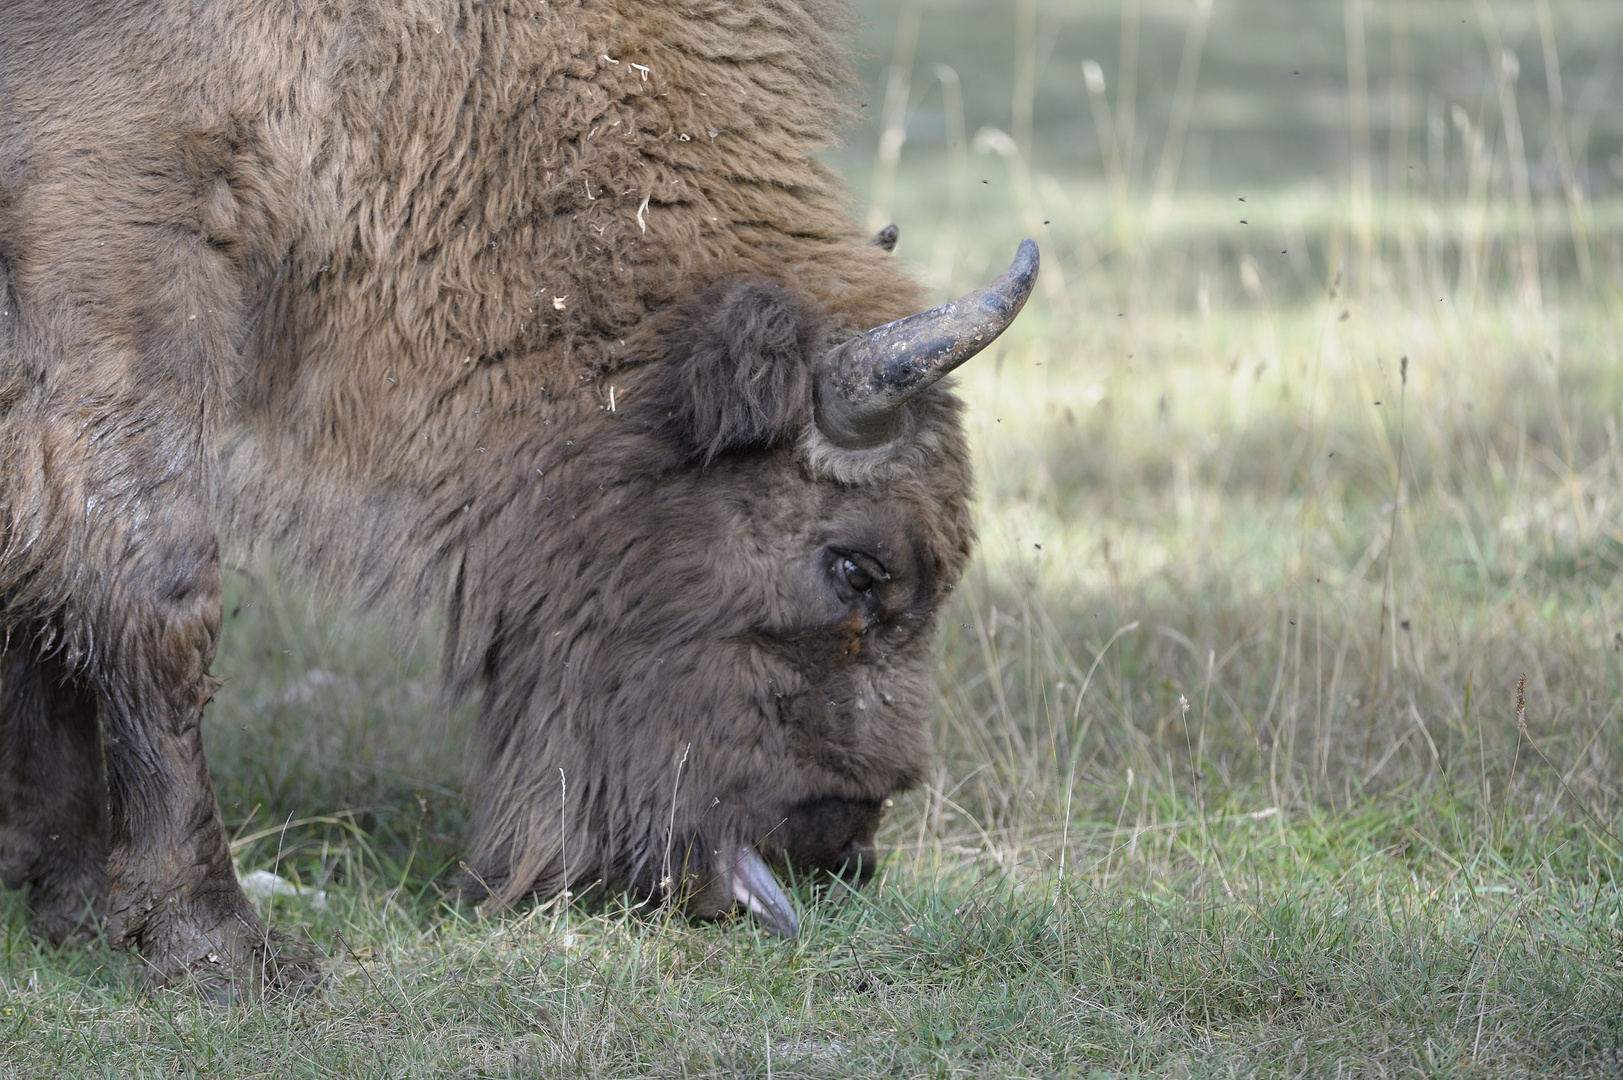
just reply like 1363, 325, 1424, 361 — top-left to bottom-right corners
812, 238, 1042, 450
1013, 237, 1040, 278
991, 238, 1041, 314
730, 846, 800, 939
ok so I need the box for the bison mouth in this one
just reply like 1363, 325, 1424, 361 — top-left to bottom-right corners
718, 796, 885, 939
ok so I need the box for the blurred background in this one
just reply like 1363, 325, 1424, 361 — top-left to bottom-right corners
832, 0, 1623, 308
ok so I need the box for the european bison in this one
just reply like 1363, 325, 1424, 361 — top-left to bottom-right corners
0, 0, 1036, 989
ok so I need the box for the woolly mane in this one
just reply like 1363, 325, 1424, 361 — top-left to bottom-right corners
215, 0, 926, 644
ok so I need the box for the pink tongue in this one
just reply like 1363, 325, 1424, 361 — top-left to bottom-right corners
729, 846, 800, 939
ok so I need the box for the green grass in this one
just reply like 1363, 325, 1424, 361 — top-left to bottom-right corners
5, 746, 1623, 1075
8, 1, 1623, 1076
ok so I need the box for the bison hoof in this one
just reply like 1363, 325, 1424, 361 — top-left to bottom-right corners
162, 931, 324, 1001
110, 898, 322, 997
175, 932, 325, 1003
0, 842, 109, 946
30, 889, 106, 947
22, 873, 108, 947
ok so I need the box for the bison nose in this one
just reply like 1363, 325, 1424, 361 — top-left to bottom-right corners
837, 840, 879, 887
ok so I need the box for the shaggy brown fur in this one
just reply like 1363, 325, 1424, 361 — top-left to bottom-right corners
0, 0, 982, 987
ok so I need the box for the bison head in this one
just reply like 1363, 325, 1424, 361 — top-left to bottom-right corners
464, 241, 1038, 936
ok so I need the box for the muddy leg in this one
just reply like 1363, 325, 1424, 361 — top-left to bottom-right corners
0, 629, 109, 943
92, 517, 306, 992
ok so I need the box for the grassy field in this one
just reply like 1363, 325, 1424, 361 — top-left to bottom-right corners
7, 1, 1623, 1077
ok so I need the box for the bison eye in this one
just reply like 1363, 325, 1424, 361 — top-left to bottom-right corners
841, 557, 874, 592
835, 552, 886, 595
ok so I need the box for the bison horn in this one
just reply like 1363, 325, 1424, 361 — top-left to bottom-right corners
813, 238, 1040, 449
730, 845, 800, 939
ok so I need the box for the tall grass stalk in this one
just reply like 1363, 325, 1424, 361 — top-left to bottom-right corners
929, 62, 969, 297
1344, 0, 1373, 296
1536, 3, 1587, 273
866, 4, 919, 234
1363, 356, 1409, 773
1149, 0, 1213, 220
1474, 3, 1541, 313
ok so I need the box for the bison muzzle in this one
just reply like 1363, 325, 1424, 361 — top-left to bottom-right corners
0, 0, 1036, 990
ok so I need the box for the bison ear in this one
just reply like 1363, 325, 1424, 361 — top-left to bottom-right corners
656, 279, 814, 464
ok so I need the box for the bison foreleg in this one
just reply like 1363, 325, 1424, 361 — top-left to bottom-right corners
89, 520, 305, 993
0, 628, 109, 944
0, 132, 318, 990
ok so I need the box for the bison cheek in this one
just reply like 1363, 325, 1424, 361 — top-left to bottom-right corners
779, 672, 930, 787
